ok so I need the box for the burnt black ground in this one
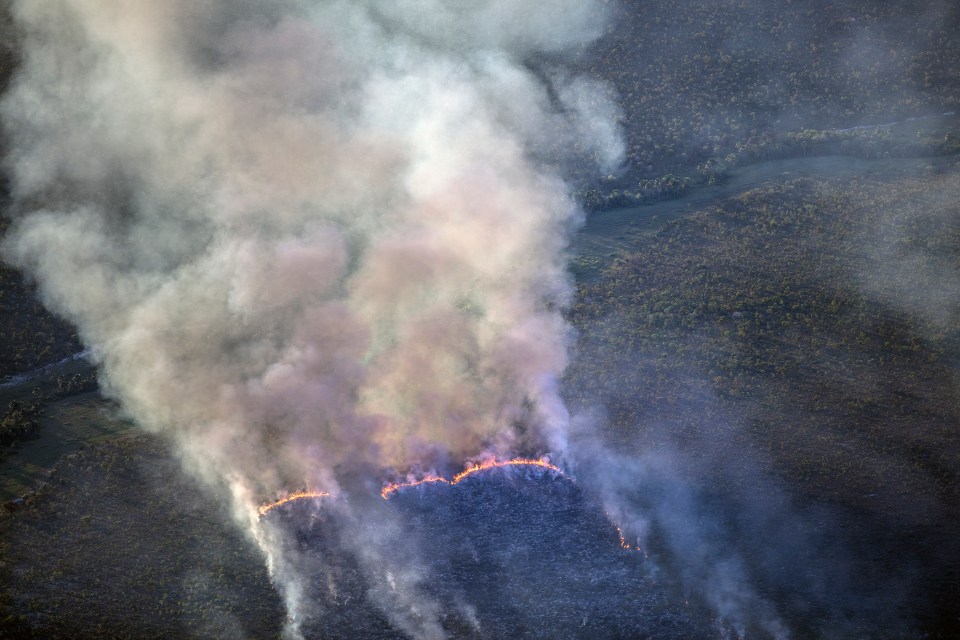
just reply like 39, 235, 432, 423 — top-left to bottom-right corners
267, 467, 716, 640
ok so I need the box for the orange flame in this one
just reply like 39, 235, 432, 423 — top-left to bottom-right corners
381, 457, 563, 500
258, 490, 331, 517
257, 462, 642, 559
615, 525, 642, 552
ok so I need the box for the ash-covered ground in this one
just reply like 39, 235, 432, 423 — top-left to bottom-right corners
1, 436, 716, 639
265, 467, 714, 640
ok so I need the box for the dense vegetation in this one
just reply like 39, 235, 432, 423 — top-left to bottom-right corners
0, 396, 41, 455
564, 172, 960, 636
0, 436, 286, 639
575, 0, 960, 181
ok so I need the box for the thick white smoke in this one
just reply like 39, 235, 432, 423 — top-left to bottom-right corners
1, 0, 621, 635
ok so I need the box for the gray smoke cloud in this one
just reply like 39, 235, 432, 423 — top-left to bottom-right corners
0, 0, 622, 635
570, 433, 790, 639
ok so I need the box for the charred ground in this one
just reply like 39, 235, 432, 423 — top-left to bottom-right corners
2, 0, 960, 638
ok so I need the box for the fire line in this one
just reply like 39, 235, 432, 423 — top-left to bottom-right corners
256, 459, 642, 555
615, 525, 643, 552
258, 490, 331, 517
380, 457, 563, 500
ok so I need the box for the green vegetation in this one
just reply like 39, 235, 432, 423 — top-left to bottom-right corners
576, 174, 693, 212
53, 372, 97, 397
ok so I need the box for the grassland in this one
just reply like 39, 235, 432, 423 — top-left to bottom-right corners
0, 393, 133, 502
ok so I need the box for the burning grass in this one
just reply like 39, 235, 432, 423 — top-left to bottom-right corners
380, 457, 563, 500
2, 437, 708, 639
257, 490, 332, 517
258, 458, 648, 559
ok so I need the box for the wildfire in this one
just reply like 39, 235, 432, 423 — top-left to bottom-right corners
258, 490, 331, 517
615, 525, 643, 552
256, 461, 643, 560
381, 457, 563, 500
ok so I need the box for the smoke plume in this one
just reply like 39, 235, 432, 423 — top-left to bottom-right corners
1, 0, 621, 634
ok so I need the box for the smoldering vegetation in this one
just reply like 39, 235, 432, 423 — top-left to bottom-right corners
1, 0, 960, 638
0, 0, 621, 633
266, 469, 715, 640
1, 436, 715, 639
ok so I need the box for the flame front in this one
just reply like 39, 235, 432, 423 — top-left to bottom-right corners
615, 526, 642, 552
258, 490, 331, 517
381, 458, 563, 500
258, 464, 645, 560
